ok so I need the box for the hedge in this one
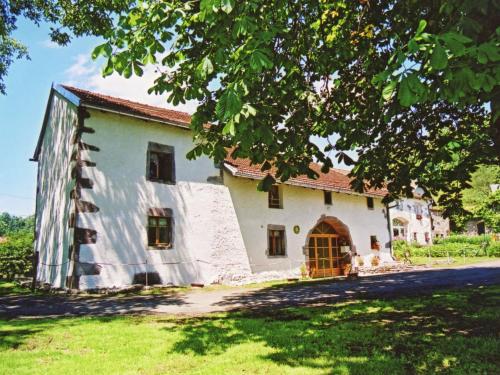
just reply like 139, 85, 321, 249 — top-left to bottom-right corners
0, 231, 34, 280
393, 237, 498, 259
433, 234, 492, 245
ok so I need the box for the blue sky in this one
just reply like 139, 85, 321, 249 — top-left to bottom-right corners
0, 18, 198, 216
0, 20, 99, 215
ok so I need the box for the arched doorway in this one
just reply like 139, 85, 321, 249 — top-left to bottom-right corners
307, 221, 350, 278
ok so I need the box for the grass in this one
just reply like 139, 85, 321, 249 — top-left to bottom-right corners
408, 256, 495, 268
0, 281, 36, 296
1, 285, 499, 374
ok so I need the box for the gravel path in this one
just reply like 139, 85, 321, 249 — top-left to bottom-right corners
1, 260, 499, 318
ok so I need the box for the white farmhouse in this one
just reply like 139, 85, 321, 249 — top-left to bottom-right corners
389, 196, 433, 246
31, 85, 392, 290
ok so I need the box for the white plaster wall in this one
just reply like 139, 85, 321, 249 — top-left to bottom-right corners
431, 211, 450, 238
390, 198, 433, 245
77, 109, 251, 289
223, 172, 393, 277
35, 93, 76, 288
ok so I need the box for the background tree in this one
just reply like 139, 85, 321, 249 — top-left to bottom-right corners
0, 212, 34, 280
475, 190, 500, 233
462, 165, 500, 211
0, 0, 130, 94
0, 212, 34, 236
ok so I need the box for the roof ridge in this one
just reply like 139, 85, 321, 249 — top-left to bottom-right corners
223, 156, 387, 197
60, 84, 192, 120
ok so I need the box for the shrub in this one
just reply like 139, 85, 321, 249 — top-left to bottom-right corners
487, 241, 500, 257
393, 240, 412, 260
440, 234, 491, 246
371, 256, 380, 267
393, 236, 499, 259
0, 231, 34, 280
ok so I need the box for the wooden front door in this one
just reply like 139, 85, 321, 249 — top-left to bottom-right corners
308, 222, 343, 278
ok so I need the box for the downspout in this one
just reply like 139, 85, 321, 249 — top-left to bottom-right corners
385, 203, 398, 259
427, 200, 434, 243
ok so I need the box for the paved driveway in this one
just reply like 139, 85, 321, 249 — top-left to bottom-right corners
1, 260, 499, 318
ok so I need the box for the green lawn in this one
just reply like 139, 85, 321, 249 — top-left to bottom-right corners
0, 281, 36, 296
409, 256, 495, 268
1, 286, 499, 374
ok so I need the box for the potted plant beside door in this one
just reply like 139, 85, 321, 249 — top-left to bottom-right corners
341, 251, 352, 276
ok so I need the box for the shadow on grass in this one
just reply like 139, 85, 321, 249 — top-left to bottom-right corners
213, 265, 500, 312
166, 286, 500, 374
0, 292, 188, 319
0, 286, 498, 374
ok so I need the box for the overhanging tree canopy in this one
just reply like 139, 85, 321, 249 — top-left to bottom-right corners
3, 0, 499, 215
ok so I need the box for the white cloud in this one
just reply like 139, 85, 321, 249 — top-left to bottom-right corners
62, 53, 199, 114
40, 39, 62, 49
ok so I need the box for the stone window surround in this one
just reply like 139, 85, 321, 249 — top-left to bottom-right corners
146, 142, 176, 185
266, 224, 287, 257
147, 207, 174, 250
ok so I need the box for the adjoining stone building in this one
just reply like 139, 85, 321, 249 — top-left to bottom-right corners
430, 208, 450, 239
31, 85, 392, 290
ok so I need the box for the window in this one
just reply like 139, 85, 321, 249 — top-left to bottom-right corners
147, 208, 173, 248
147, 142, 175, 183
367, 197, 374, 210
324, 191, 332, 205
415, 204, 423, 219
268, 185, 282, 208
268, 226, 286, 256
370, 235, 379, 250
424, 232, 430, 243
392, 218, 406, 239
413, 232, 418, 241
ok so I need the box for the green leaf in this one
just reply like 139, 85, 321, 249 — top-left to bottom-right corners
245, 104, 256, 117
249, 50, 273, 72
261, 161, 272, 171
408, 39, 419, 53
102, 60, 114, 77
91, 43, 112, 60
430, 43, 448, 70
440, 34, 466, 56
123, 63, 132, 78
477, 50, 488, 64
216, 88, 243, 121
222, 119, 236, 135
257, 174, 276, 191
478, 43, 500, 62
415, 20, 427, 36
133, 63, 143, 76
221, 0, 234, 14
382, 80, 397, 101
398, 78, 414, 107
196, 56, 214, 79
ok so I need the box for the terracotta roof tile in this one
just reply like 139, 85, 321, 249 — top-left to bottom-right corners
54, 86, 386, 197
61, 85, 192, 127
224, 157, 387, 197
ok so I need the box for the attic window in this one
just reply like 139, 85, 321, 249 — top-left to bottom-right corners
367, 197, 374, 210
147, 142, 175, 184
324, 191, 332, 205
268, 185, 282, 209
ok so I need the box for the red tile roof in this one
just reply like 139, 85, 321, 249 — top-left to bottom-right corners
40, 85, 386, 197
62, 85, 192, 128
224, 157, 387, 197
